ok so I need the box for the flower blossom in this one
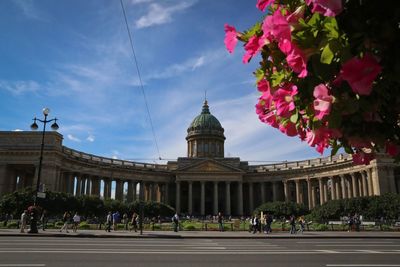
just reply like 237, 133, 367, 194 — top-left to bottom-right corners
256, 0, 275, 12
306, 0, 343, 17
286, 44, 308, 78
224, 24, 238, 54
385, 142, 400, 157
279, 121, 298, 137
262, 9, 291, 43
335, 54, 382, 95
306, 126, 341, 154
352, 151, 375, 165
313, 84, 333, 120
272, 84, 298, 118
242, 35, 264, 63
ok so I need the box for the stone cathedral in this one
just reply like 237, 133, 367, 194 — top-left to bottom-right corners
0, 101, 399, 216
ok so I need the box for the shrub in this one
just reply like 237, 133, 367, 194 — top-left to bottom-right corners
184, 224, 196, 231
79, 222, 91, 230
7, 222, 18, 229
313, 223, 329, 231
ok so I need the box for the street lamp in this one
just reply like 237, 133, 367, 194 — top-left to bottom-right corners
28, 108, 59, 233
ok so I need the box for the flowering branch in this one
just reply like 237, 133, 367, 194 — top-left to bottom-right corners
225, 0, 400, 165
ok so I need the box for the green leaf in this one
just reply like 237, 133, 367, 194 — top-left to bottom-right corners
321, 43, 334, 64
241, 22, 262, 42
307, 13, 321, 28
323, 17, 339, 40
254, 68, 265, 83
290, 112, 299, 123
270, 71, 285, 87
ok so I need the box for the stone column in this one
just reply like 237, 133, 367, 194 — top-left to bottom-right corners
351, 173, 358, 198
164, 183, 169, 205
127, 181, 134, 203
366, 169, 374, 196
248, 182, 254, 213
311, 184, 316, 209
91, 177, 101, 197
76, 176, 82, 196
307, 179, 312, 210
225, 181, 231, 216
188, 181, 193, 215
283, 180, 290, 202
340, 175, 347, 199
200, 181, 205, 216
336, 177, 341, 199
331, 177, 336, 200
85, 177, 91, 196
295, 180, 302, 204
213, 181, 219, 215
323, 180, 328, 203
175, 181, 181, 214
361, 171, 369, 196
318, 178, 324, 205
115, 180, 124, 201
260, 182, 266, 204
237, 182, 243, 216
272, 181, 279, 201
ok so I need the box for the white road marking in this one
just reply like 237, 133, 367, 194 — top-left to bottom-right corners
298, 242, 394, 244
316, 245, 400, 247
326, 265, 400, 267
0, 265, 45, 267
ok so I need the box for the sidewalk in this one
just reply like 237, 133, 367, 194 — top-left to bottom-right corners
1, 228, 400, 239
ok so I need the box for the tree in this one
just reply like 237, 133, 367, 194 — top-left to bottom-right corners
225, 0, 400, 164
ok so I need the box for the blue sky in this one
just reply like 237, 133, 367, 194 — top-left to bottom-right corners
0, 0, 330, 164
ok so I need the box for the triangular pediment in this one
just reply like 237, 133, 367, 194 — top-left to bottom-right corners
177, 159, 244, 173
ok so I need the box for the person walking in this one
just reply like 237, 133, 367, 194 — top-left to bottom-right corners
289, 215, 296, 234
130, 212, 138, 232
60, 211, 70, 233
172, 213, 179, 232
297, 216, 305, 234
105, 212, 112, 232
40, 210, 47, 231
123, 213, 129, 230
72, 212, 80, 233
265, 213, 273, 234
217, 212, 224, 232
20, 210, 28, 233
251, 214, 259, 234
112, 211, 120, 231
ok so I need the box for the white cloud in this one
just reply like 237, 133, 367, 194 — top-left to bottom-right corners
0, 80, 40, 95
145, 55, 205, 80
13, 0, 48, 21
67, 134, 81, 142
86, 134, 95, 142
135, 2, 195, 29
13, 129, 23, 132
130, 0, 152, 4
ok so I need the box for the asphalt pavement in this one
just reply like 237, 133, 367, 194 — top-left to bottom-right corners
1, 228, 400, 239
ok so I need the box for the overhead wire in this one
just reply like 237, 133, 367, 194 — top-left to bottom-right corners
119, 0, 162, 160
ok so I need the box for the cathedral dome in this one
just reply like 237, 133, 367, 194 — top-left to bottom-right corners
186, 100, 225, 158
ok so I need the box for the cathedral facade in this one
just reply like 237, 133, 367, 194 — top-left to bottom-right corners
0, 101, 399, 216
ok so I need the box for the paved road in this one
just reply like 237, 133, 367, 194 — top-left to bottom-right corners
1, 237, 400, 267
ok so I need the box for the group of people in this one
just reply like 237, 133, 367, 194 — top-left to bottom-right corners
59, 211, 81, 233
19, 209, 48, 233
250, 213, 306, 235
105, 211, 139, 232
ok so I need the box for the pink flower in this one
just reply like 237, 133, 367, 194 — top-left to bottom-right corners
286, 44, 308, 78
286, 6, 305, 25
335, 54, 382, 95
256, 101, 278, 128
256, 0, 275, 12
262, 9, 291, 42
224, 24, 238, 54
313, 84, 333, 120
305, 126, 341, 154
352, 151, 375, 165
257, 79, 271, 92
306, 0, 343, 17
385, 142, 400, 157
242, 35, 264, 63
279, 121, 298, 137
272, 84, 298, 118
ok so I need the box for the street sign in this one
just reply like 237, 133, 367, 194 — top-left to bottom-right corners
37, 192, 46, 199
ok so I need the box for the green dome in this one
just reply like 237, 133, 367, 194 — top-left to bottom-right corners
188, 101, 223, 131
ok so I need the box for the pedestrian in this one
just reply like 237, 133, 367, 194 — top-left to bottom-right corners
3, 213, 9, 227
251, 214, 259, 234
297, 216, 305, 234
217, 212, 224, 232
105, 212, 112, 232
289, 215, 296, 234
265, 213, 273, 234
347, 214, 354, 232
60, 211, 70, 233
123, 213, 128, 231
172, 213, 179, 232
40, 210, 47, 231
112, 211, 120, 231
20, 210, 28, 233
72, 212, 80, 233
130, 212, 138, 232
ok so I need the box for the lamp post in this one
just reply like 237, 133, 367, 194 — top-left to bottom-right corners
29, 108, 59, 233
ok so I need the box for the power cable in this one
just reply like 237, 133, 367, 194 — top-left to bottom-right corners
119, 0, 162, 160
